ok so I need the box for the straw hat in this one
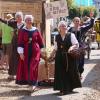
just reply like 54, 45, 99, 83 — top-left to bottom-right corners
6, 14, 14, 20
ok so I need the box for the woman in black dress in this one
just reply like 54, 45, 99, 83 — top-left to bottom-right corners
49, 21, 81, 95
68, 16, 94, 78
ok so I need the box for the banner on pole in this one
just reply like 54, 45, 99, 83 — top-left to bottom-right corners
44, 0, 68, 19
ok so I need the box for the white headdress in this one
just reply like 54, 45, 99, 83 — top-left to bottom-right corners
15, 11, 23, 19
58, 21, 67, 29
24, 15, 34, 23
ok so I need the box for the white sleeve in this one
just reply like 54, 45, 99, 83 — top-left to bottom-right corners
17, 47, 24, 54
53, 35, 57, 50
54, 41, 57, 51
71, 33, 79, 47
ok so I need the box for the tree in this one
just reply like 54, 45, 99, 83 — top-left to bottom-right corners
68, 6, 97, 19
82, 9, 90, 17
68, 6, 80, 19
66, 0, 74, 9
82, 6, 97, 17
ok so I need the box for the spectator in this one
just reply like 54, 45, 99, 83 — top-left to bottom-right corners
94, 18, 100, 49
0, 14, 14, 70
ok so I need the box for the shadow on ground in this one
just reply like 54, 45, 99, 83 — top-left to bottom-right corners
82, 63, 100, 92
0, 78, 14, 83
85, 58, 100, 64
0, 84, 21, 89
18, 93, 62, 100
0, 90, 31, 97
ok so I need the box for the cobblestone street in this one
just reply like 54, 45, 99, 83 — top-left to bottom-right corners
0, 49, 100, 100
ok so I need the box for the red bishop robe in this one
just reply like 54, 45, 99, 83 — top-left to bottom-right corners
16, 27, 44, 85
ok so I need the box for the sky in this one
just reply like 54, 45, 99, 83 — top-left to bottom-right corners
74, 0, 94, 6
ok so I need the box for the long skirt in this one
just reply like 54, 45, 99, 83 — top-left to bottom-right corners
16, 58, 39, 85
8, 35, 18, 75
16, 42, 39, 85
54, 51, 82, 92
78, 55, 84, 75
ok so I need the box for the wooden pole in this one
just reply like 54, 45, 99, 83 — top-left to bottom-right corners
45, 0, 51, 49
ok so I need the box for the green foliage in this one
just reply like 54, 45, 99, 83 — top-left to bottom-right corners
82, 9, 90, 17
68, 6, 97, 19
94, 9, 97, 18
68, 6, 80, 19
56, 0, 97, 20
82, 6, 97, 17
66, 0, 74, 9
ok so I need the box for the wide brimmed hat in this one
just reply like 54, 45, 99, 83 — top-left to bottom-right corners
6, 14, 14, 19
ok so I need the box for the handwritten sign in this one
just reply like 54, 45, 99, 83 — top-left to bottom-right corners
44, 0, 68, 19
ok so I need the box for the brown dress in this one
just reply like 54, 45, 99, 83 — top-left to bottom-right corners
54, 33, 82, 92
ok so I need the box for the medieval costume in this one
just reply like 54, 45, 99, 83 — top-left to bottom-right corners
49, 21, 81, 95
9, 22, 24, 77
53, 33, 81, 94
16, 26, 44, 85
68, 17, 94, 76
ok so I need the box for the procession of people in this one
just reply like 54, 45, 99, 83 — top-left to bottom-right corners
0, 9, 100, 96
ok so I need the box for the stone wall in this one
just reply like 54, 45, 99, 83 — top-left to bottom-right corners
0, 0, 42, 23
